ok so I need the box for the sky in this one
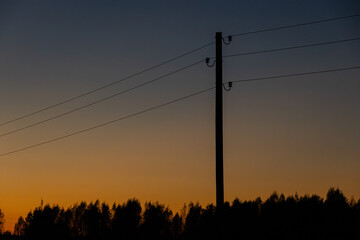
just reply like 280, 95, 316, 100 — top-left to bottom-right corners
1, 0, 360, 232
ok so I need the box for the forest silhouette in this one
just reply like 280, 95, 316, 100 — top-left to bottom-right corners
1, 187, 359, 240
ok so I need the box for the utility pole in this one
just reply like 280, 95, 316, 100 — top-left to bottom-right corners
215, 32, 224, 208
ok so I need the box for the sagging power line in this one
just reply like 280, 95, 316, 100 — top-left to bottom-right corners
1, 65, 359, 155
230, 13, 360, 37
2, 13, 358, 128
0, 60, 204, 138
229, 66, 360, 84
0, 87, 215, 157
0, 42, 214, 127
223, 37, 360, 58
2, 14, 359, 159
2, 36, 358, 138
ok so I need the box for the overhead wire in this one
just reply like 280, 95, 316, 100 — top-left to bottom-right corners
222, 37, 360, 58
230, 13, 360, 37
0, 86, 215, 157
0, 59, 204, 138
2, 13, 359, 127
3, 13, 359, 128
0, 41, 215, 127
228, 66, 360, 84
2, 14, 360, 156
2, 63, 360, 157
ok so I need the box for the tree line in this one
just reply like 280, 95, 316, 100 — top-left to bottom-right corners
0, 187, 359, 240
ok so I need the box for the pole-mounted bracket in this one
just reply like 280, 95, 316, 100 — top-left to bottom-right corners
205, 57, 216, 67
223, 81, 232, 91
223, 35, 232, 45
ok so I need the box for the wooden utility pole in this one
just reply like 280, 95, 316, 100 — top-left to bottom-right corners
215, 32, 224, 208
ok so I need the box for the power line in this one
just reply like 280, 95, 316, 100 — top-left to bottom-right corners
2, 13, 359, 127
230, 13, 360, 37
0, 87, 214, 158
222, 37, 360, 58
0, 60, 204, 138
0, 42, 214, 127
4, 64, 357, 139
229, 66, 360, 84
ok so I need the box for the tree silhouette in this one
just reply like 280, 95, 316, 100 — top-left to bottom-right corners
23, 204, 70, 240
183, 202, 203, 239
140, 202, 172, 240
14, 216, 26, 236
71, 201, 87, 236
82, 200, 110, 239
170, 213, 183, 240
354, 199, 360, 239
199, 203, 217, 240
228, 197, 261, 239
324, 187, 352, 239
8, 187, 360, 240
111, 198, 142, 240
0, 208, 4, 234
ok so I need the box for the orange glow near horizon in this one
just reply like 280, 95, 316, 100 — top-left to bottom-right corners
1, 119, 359, 232
1, 79, 360, 232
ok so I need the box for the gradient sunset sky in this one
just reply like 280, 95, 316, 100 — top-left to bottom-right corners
1, 0, 360, 232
